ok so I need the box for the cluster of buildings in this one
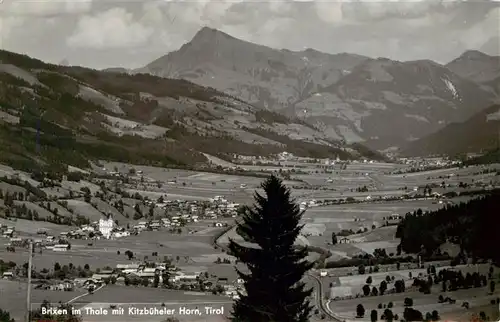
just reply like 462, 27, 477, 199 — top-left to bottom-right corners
395, 157, 461, 172
25, 261, 246, 299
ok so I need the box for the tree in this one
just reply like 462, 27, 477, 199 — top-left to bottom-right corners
490, 280, 495, 293
125, 250, 134, 260
366, 276, 373, 284
228, 175, 313, 322
371, 309, 378, 322
431, 310, 440, 321
358, 265, 366, 275
395, 280, 405, 293
379, 280, 387, 295
384, 309, 394, 322
331, 232, 337, 245
363, 284, 371, 296
356, 304, 365, 318
404, 308, 423, 321
387, 302, 393, 308
0, 308, 14, 322
404, 297, 413, 307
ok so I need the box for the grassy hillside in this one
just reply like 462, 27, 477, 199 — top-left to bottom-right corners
0, 49, 373, 173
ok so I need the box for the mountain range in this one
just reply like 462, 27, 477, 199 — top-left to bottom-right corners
0, 47, 379, 173
135, 27, 500, 152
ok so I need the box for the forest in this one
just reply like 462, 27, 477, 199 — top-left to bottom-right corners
396, 192, 500, 264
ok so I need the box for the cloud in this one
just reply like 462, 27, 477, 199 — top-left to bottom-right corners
460, 6, 500, 49
67, 8, 154, 49
1, 0, 498, 69
0, 16, 24, 41
0, 0, 92, 17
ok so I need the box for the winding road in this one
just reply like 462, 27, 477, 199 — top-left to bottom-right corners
215, 225, 340, 320
306, 272, 342, 321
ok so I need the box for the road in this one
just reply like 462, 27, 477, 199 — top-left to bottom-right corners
307, 272, 342, 321
215, 225, 340, 320
367, 174, 385, 190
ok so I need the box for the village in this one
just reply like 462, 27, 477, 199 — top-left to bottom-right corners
0, 191, 245, 309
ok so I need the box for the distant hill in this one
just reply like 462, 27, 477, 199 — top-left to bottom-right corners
102, 67, 131, 74
0, 49, 374, 174
135, 27, 498, 150
445, 50, 500, 84
465, 148, 500, 165
401, 104, 500, 156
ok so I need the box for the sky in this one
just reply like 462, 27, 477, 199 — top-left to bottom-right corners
0, 0, 498, 70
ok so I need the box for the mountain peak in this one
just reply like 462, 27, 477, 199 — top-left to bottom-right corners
458, 50, 491, 60
191, 26, 234, 44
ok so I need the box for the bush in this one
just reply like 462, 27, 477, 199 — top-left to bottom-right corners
404, 308, 423, 321
404, 297, 413, 307
356, 304, 365, 318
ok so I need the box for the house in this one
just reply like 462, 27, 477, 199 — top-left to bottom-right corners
52, 244, 70, 251
48, 281, 73, 291
9, 238, 24, 246
338, 237, 351, 244
150, 221, 161, 230
112, 231, 130, 238
81, 225, 95, 232
1, 229, 13, 238
99, 214, 115, 239
116, 263, 141, 271
161, 219, 171, 227
92, 273, 113, 281
385, 214, 403, 225
2, 272, 13, 279
130, 271, 156, 279
174, 274, 199, 282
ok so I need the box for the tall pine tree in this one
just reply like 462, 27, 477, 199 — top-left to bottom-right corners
229, 175, 313, 322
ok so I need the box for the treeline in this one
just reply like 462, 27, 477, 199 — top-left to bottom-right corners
396, 192, 500, 264
465, 148, 500, 165
242, 126, 352, 159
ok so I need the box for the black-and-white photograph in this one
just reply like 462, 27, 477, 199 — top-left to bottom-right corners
0, 0, 499, 321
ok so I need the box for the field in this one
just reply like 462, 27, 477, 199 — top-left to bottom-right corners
0, 279, 85, 321
303, 200, 445, 260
